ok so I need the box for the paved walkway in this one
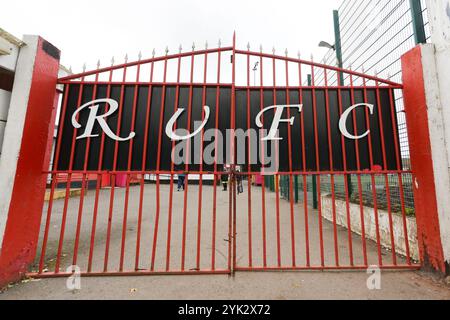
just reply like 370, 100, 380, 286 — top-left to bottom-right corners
1, 269, 449, 300
1, 182, 449, 300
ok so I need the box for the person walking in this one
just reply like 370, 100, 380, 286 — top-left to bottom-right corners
236, 167, 244, 195
178, 173, 186, 191
221, 166, 229, 191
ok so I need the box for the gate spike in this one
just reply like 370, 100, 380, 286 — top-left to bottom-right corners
82, 63, 86, 72
247, 42, 250, 50
124, 54, 128, 63
192, 42, 196, 51
179, 44, 183, 53
205, 41, 208, 49
310, 54, 314, 61
138, 51, 142, 60
111, 56, 115, 66
218, 39, 222, 48
285, 48, 288, 57
165, 46, 169, 55
374, 69, 378, 77
272, 46, 276, 54
259, 44, 263, 53
97, 59, 101, 69
387, 72, 391, 80
152, 49, 156, 58
362, 65, 365, 73
297, 51, 301, 59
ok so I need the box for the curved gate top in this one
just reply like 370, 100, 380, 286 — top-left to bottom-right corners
56, 33, 402, 174
31, 34, 418, 278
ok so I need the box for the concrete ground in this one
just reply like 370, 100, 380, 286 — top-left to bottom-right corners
1, 180, 449, 300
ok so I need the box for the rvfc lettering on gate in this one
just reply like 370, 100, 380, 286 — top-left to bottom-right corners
72, 98, 374, 142
57, 84, 400, 173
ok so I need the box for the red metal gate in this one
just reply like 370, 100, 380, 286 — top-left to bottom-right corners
28, 34, 420, 278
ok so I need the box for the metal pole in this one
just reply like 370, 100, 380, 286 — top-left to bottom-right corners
333, 10, 344, 86
409, 0, 427, 44
294, 174, 299, 203
333, 9, 353, 196
308, 74, 318, 210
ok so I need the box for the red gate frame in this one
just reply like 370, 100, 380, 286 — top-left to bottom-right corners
18, 33, 423, 280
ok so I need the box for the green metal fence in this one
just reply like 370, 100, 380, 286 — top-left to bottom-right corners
267, 173, 415, 215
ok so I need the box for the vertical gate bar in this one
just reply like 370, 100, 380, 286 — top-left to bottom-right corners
368, 171, 383, 265
298, 60, 310, 267
165, 53, 182, 271
55, 72, 86, 273
343, 173, 355, 265
211, 48, 222, 270
232, 167, 237, 271
119, 173, 131, 271
231, 33, 237, 272
104, 172, 116, 272
39, 86, 69, 273
310, 60, 325, 267
228, 168, 233, 272
374, 78, 397, 264
152, 53, 169, 271
38, 173, 57, 273
363, 73, 384, 268
104, 63, 129, 272
259, 51, 268, 268
135, 59, 155, 270
73, 68, 100, 267
285, 57, 296, 267
88, 66, 114, 272
119, 60, 142, 271
337, 80, 361, 266
384, 173, 396, 263
72, 173, 87, 266
397, 174, 411, 263
195, 49, 209, 270
388, 88, 411, 264
335, 64, 356, 266
362, 72, 379, 268
55, 173, 73, 273
87, 174, 101, 271
324, 68, 340, 266
246, 47, 253, 268
181, 47, 196, 271
349, 71, 375, 266
272, 54, 282, 268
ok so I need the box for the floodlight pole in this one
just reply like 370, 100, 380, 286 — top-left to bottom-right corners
333, 9, 353, 196
409, 0, 427, 44
307, 74, 319, 210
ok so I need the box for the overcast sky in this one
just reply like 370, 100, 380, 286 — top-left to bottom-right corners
1, 0, 338, 72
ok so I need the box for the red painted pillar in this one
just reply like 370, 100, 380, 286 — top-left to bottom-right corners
0, 37, 60, 287
401, 45, 447, 273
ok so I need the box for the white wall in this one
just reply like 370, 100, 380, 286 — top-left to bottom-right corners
0, 35, 39, 250
420, 0, 450, 266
